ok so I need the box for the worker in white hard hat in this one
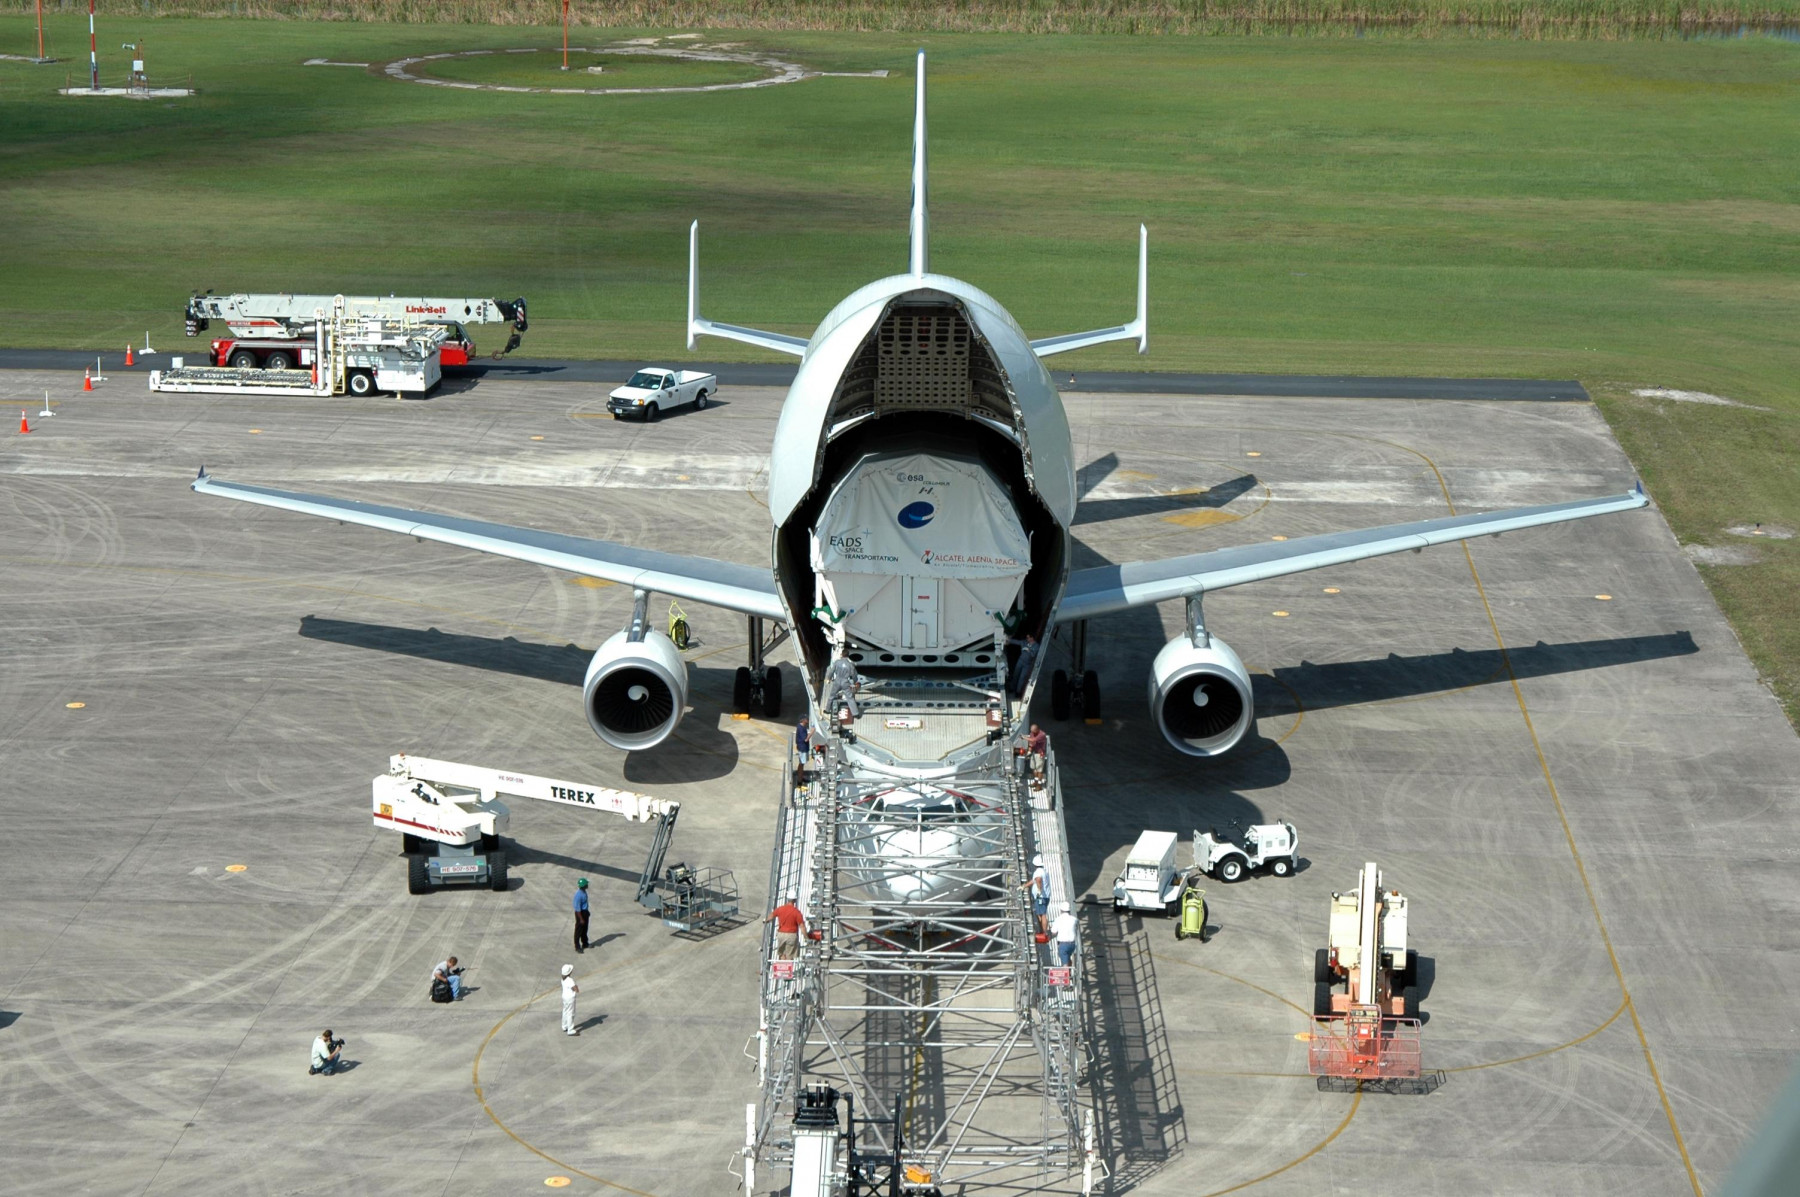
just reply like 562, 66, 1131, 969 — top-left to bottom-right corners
559, 964, 580, 1036
1051, 902, 1079, 968
1022, 854, 1050, 936
766, 893, 807, 960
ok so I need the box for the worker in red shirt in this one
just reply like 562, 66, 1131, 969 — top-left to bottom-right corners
765, 893, 807, 960
1026, 724, 1049, 789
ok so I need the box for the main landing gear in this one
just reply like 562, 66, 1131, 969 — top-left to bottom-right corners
1049, 619, 1102, 721
732, 615, 789, 718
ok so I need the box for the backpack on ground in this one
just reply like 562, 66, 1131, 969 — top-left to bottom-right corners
430, 977, 454, 1004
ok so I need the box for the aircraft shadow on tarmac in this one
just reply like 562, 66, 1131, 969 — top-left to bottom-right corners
295, 616, 746, 783
1075, 453, 1259, 526
1263, 631, 1698, 715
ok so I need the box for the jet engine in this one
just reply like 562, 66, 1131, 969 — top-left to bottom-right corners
583, 629, 686, 751
1149, 634, 1255, 757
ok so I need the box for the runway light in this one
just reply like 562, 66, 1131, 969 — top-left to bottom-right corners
530, 435, 545, 441
677, 474, 690, 481
1323, 587, 1340, 594
1245, 451, 1262, 457
226, 864, 247, 873
545, 1180, 572, 1189
248, 428, 262, 434
1271, 535, 1288, 541
1595, 594, 1613, 601
1272, 610, 1290, 617
65, 701, 86, 709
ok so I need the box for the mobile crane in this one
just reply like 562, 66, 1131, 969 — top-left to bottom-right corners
372, 755, 739, 928
184, 290, 528, 384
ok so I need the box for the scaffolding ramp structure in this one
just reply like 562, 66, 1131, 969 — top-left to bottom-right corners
749, 724, 1091, 1195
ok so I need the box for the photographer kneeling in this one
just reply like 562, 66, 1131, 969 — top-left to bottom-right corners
309, 1029, 344, 1076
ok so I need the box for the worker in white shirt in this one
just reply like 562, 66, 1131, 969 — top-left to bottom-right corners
560, 964, 580, 1036
309, 1029, 343, 1076
1051, 902, 1079, 967
1022, 854, 1049, 936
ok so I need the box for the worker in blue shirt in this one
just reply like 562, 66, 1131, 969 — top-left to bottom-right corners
572, 878, 590, 953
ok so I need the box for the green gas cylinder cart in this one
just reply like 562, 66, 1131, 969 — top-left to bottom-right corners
1175, 874, 1208, 941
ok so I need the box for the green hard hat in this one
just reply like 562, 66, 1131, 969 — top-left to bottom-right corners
577, 878, 588, 888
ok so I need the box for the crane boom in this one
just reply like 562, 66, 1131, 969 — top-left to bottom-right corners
384, 753, 674, 822
186, 292, 528, 340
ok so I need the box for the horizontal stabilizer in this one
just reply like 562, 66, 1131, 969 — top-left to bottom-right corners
1058, 489, 1650, 622
686, 221, 808, 358
1030, 225, 1149, 359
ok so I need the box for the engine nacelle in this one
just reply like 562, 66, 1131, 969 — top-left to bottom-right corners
1149, 634, 1255, 757
583, 629, 686, 751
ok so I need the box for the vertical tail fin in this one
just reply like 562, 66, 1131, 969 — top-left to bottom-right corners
909, 48, 928, 279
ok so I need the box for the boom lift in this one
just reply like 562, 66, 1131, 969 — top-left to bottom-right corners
1308, 860, 1423, 1081
372, 753, 675, 895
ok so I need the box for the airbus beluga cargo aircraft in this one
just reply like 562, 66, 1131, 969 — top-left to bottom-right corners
193, 53, 1646, 793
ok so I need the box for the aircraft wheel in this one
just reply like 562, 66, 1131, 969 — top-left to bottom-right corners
1080, 670, 1100, 718
1050, 669, 1070, 720
761, 666, 783, 718
732, 666, 752, 714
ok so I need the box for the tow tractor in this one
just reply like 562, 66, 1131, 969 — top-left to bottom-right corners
371, 754, 738, 928
1308, 860, 1423, 1082
1195, 821, 1299, 882
185, 290, 528, 371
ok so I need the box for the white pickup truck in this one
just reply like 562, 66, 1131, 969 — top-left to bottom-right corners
607, 367, 717, 421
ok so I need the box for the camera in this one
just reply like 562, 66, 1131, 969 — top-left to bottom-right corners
330, 1037, 346, 1051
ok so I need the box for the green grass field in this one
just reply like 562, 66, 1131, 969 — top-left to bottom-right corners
2, 18, 1798, 717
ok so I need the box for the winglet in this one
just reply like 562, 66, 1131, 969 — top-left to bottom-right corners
192, 465, 209, 492
909, 49, 929, 279
686, 220, 701, 353
1132, 223, 1148, 354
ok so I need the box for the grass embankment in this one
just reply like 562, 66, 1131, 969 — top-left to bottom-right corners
4, 0, 1800, 38
0, 22, 1796, 717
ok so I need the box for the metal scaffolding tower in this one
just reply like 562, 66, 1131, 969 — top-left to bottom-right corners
749, 726, 1090, 1194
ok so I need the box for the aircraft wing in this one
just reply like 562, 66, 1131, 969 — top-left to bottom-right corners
191, 470, 787, 621
1057, 489, 1649, 623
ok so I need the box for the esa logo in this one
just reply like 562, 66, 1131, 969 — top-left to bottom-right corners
897, 501, 935, 530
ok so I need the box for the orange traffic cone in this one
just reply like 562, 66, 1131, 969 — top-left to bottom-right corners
83, 370, 93, 392
125, 344, 134, 367
19, 410, 29, 433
